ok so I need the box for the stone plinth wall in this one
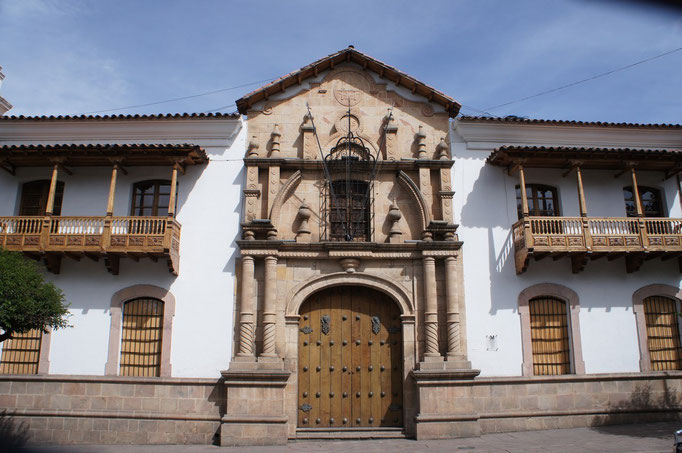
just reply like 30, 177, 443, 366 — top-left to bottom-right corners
0, 375, 224, 445
414, 371, 682, 439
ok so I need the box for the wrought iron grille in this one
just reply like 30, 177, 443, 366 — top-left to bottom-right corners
321, 129, 375, 242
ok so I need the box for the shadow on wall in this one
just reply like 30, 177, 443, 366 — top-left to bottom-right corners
591, 380, 682, 436
208, 378, 227, 446
222, 165, 244, 276
459, 162, 523, 315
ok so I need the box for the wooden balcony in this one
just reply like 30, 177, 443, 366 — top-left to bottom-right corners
0, 216, 180, 275
512, 216, 682, 274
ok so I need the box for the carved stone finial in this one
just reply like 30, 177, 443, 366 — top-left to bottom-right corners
416, 125, 427, 159
339, 258, 360, 273
437, 137, 449, 160
247, 135, 259, 158
385, 108, 397, 132
270, 124, 281, 157
296, 201, 312, 242
301, 112, 314, 131
387, 200, 403, 244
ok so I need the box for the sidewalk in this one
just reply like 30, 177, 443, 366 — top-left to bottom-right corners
35, 421, 680, 453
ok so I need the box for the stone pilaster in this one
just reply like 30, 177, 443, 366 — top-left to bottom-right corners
260, 255, 278, 359
236, 256, 256, 360
444, 256, 470, 369
422, 256, 441, 362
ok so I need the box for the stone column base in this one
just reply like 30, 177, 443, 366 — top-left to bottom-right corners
412, 369, 481, 440
220, 367, 291, 446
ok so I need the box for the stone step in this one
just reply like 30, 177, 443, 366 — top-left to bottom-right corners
296, 427, 406, 440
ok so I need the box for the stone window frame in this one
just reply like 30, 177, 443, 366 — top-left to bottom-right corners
632, 284, 682, 372
518, 283, 585, 377
0, 329, 52, 375
105, 284, 175, 377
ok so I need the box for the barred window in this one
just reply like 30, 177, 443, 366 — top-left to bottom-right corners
0, 329, 42, 375
643, 296, 682, 371
529, 296, 571, 375
329, 179, 370, 242
120, 298, 164, 377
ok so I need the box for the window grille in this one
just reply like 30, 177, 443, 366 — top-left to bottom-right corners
643, 295, 682, 371
0, 329, 42, 374
529, 297, 571, 375
321, 143, 375, 242
120, 298, 164, 377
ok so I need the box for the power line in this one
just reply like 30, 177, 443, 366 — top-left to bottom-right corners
479, 46, 682, 113
77, 76, 279, 115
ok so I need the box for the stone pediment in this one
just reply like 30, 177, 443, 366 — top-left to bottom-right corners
235, 46, 461, 117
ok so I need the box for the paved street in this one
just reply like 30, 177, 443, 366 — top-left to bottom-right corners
29, 422, 680, 453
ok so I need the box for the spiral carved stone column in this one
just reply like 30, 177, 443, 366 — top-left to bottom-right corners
237, 256, 256, 358
260, 255, 278, 358
444, 256, 461, 357
422, 256, 441, 359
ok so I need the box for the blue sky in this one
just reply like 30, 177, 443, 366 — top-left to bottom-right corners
0, 0, 680, 123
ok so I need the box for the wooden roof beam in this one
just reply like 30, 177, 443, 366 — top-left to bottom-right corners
664, 163, 682, 180
507, 159, 526, 176
562, 160, 584, 178
0, 160, 15, 176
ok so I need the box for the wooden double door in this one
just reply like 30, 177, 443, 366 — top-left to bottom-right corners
297, 286, 403, 428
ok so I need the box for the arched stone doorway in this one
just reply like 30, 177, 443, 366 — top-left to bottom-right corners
297, 286, 404, 429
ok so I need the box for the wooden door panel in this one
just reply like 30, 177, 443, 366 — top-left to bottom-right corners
298, 286, 402, 428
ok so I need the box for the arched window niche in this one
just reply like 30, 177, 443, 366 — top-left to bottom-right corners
518, 283, 585, 377
105, 284, 175, 377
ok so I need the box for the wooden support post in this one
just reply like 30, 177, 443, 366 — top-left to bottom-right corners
106, 164, 119, 216
41, 164, 59, 250
168, 164, 178, 218
576, 166, 593, 250
630, 167, 643, 217
102, 163, 119, 251
576, 167, 587, 217
630, 167, 649, 248
45, 164, 59, 216
519, 164, 529, 217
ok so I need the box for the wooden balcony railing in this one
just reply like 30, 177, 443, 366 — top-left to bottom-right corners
512, 216, 682, 274
0, 215, 180, 275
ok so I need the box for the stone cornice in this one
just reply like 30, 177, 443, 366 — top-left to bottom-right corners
243, 157, 454, 170
237, 240, 463, 258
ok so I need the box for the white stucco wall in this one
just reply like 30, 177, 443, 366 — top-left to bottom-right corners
0, 118, 245, 378
452, 119, 682, 377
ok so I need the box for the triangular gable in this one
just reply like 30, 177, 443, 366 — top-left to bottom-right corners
235, 46, 461, 117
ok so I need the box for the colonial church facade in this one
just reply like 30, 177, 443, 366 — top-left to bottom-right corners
0, 48, 680, 446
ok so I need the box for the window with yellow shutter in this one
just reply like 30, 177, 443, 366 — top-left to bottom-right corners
119, 298, 164, 377
0, 329, 43, 375
643, 296, 682, 371
529, 296, 571, 375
